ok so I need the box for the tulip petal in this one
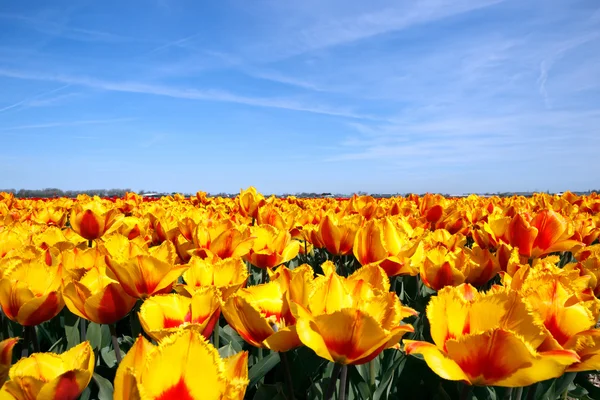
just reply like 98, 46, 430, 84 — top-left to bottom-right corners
403, 340, 469, 382
37, 369, 92, 400
142, 330, 227, 400
296, 307, 391, 365
263, 325, 301, 352
17, 292, 63, 327
221, 296, 274, 348
114, 336, 155, 400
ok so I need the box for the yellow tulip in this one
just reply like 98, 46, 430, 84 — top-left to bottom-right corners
294, 262, 415, 365
404, 284, 579, 386
0, 338, 18, 384
244, 225, 299, 269
113, 330, 248, 400
0, 341, 94, 400
0, 257, 64, 326
318, 213, 360, 256
175, 256, 248, 300
63, 266, 137, 324
221, 265, 313, 352
353, 218, 421, 277
138, 288, 221, 341
105, 238, 187, 299
69, 202, 122, 241
237, 186, 265, 220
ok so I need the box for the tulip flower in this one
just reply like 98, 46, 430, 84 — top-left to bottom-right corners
511, 270, 600, 372
0, 338, 18, 384
69, 202, 122, 241
175, 256, 248, 300
104, 237, 187, 299
106, 253, 189, 299
138, 288, 221, 341
404, 284, 580, 386
0, 257, 64, 326
221, 265, 313, 352
294, 262, 415, 365
318, 213, 360, 256
63, 266, 137, 324
244, 225, 299, 269
417, 245, 469, 291
238, 186, 265, 221
353, 218, 421, 277
191, 221, 254, 261
508, 210, 582, 258
113, 330, 248, 400
32, 206, 68, 227
0, 341, 94, 400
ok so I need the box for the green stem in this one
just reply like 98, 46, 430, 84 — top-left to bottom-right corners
511, 387, 523, 400
262, 268, 268, 284
80, 319, 87, 342
325, 364, 342, 400
369, 359, 376, 398
213, 318, 220, 349
21, 325, 29, 358
110, 324, 122, 364
88, 239, 93, 248
280, 352, 295, 400
30, 326, 39, 353
526, 384, 537, 400
339, 364, 348, 400
460, 382, 472, 400
390, 276, 397, 293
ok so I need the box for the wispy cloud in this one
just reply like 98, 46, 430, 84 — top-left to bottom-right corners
0, 84, 76, 114
1, 118, 135, 132
0, 68, 379, 120
0, 13, 131, 43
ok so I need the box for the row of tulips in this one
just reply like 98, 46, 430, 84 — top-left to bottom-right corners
0, 188, 599, 399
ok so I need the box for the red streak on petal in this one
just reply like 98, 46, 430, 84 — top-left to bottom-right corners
163, 316, 185, 329
23, 292, 60, 326
53, 371, 83, 400
156, 378, 195, 400
80, 210, 101, 240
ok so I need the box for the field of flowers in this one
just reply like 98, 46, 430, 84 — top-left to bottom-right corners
0, 188, 599, 400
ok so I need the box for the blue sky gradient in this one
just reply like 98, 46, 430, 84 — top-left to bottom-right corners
1, 0, 599, 194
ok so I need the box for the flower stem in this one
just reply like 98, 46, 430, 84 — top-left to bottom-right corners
80, 319, 87, 342
110, 324, 122, 364
369, 358, 376, 389
460, 382, 472, 400
339, 364, 348, 400
21, 326, 29, 358
280, 352, 295, 400
510, 387, 523, 400
30, 326, 39, 353
325, 363, 342, 400
88, 239, 93, 248
213, 318, 220, 349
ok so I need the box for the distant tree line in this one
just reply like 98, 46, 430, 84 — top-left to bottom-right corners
0, 188, 132, 198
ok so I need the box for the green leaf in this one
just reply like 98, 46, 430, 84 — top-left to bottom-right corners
248, 352, 280, 388
86, 322, 103, 351
101, 346, 117, 368
93, 372, 114, 400
253, 383, 287, 400
473, 386, 497, 400
64, 312, 80, 349
218, 343, 238, 358
79, 387, 91, 400
374, 352, 405, 400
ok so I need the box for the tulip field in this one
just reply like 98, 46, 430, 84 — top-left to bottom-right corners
1, 188, 600, 400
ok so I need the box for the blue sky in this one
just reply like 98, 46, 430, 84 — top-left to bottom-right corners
1, 0, 599, 194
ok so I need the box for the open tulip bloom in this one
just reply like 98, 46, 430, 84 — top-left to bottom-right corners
404, 284, 580, 387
